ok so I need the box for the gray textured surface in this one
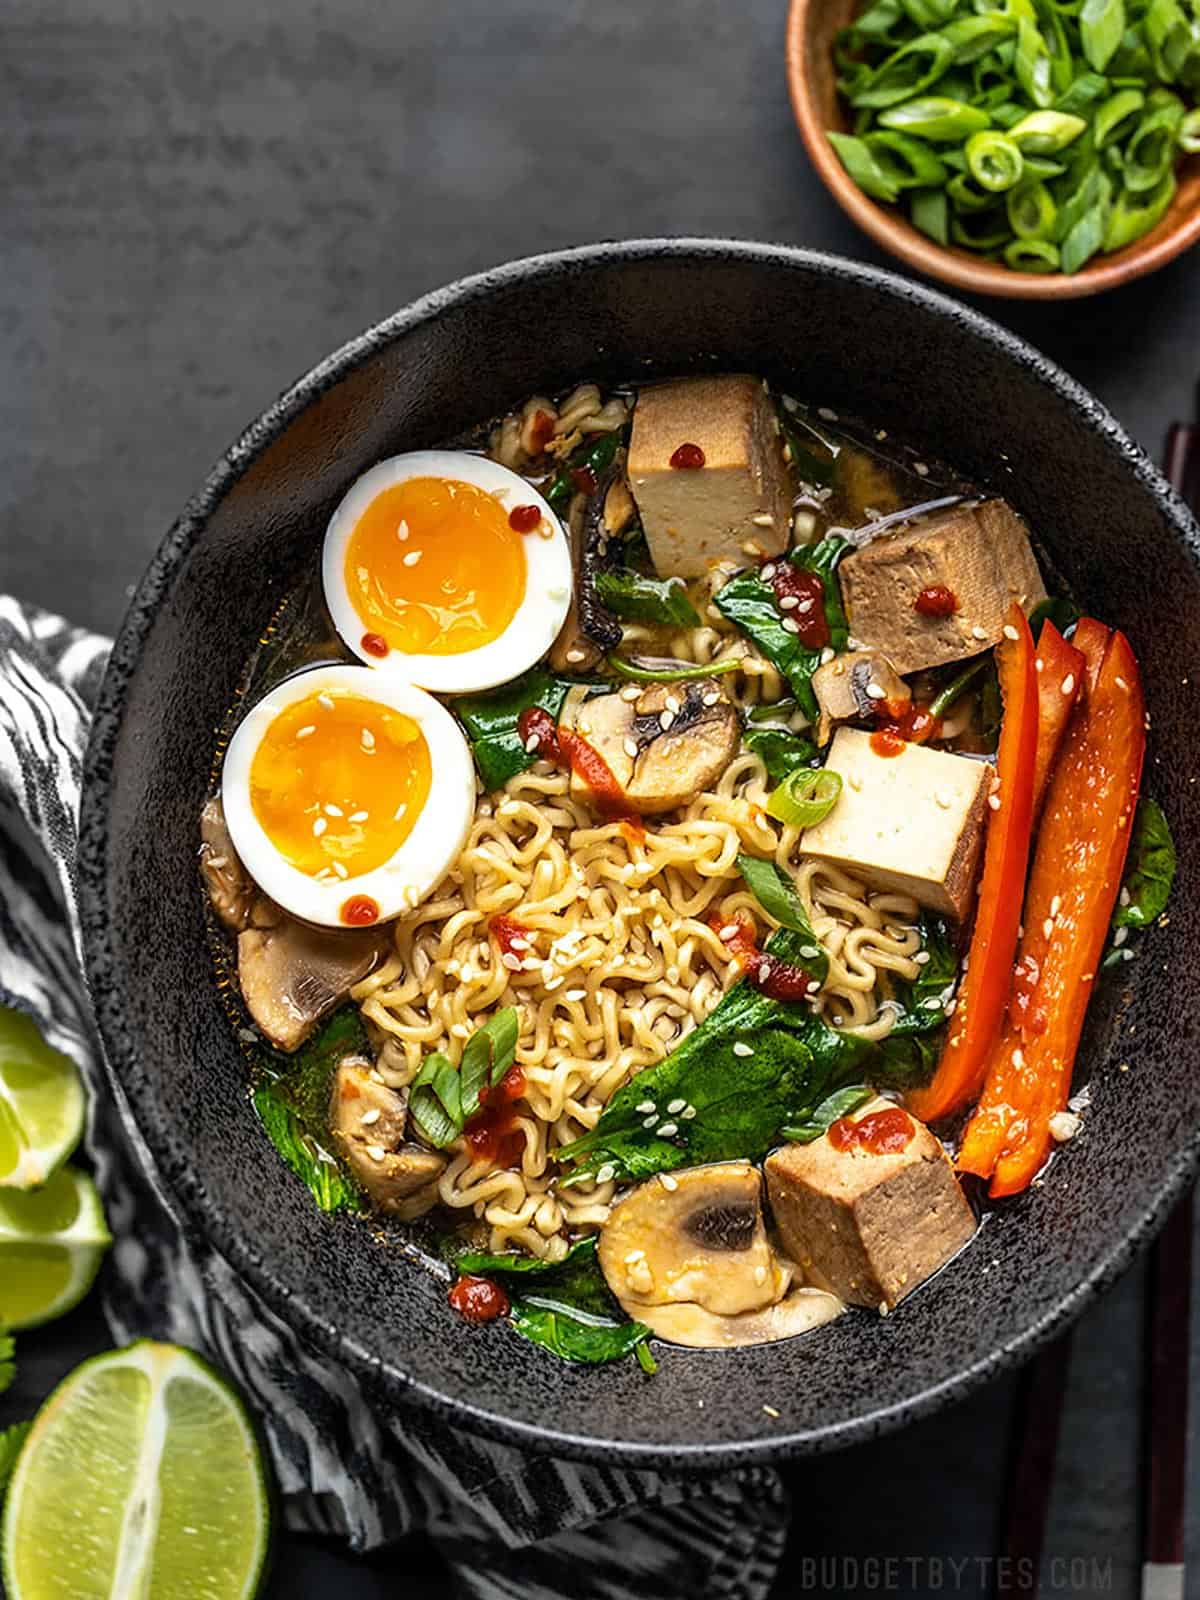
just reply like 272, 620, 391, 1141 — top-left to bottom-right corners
1, 2, 1197, 1596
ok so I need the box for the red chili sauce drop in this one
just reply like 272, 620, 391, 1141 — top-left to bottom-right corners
529, 409, 556, 454
556, 726, 637, 823
465, 1064, 527, 1169
570, 465, 599, 496
913, 584, 959, 618
489, 913, 531, 963
360, 632, 389, 659
828, 1106, 914, 1155
708, 908, 761, 971
669, 442, 706, 470
753, 952, 821, 1003
769, 565, 830, 650
448, 1274, 510, 1324
509, 503, 542, 533
870, 697, 942, 757
340, 895, 380, 926
516, 705, 561, 762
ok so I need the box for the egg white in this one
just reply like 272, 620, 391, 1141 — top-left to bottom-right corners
322, 449, 573, 694
221, 663, 475, 929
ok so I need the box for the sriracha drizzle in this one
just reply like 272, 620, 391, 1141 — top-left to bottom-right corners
769, 565, 830, 650
828, 1107, 914, 1155
913, 585, 958, 618
448, 1275, 510, 1324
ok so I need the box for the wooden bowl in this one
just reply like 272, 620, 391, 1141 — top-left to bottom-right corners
787, 0, 1200, 300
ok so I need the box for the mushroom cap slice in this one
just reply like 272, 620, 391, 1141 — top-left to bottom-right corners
200, 796, 256, 932
810, 651, 910, 746
330, 1061, 447, 1217
598, 1161, 791, 1320
634, 1285, 843, 1349
236, 918, 384, 1053
570, 678, 740, 815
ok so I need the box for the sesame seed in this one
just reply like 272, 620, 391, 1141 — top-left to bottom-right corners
971, 625, 989, 641
1061, 674, 1075, 695
781, 618, 801, 635
702, 691, 720, 706
1043, 917, 1055, 939
913, 951, 931, 965
1115, 675, 1129, 691
366, 1145, 386, 1163
658, 1121, 679, 1138
523, 734, 540, 753
350, 810, 368, 823
312, 817, 327, 837
1003, 624, 1019, 641
564, 988, 586, 1002
754, 1265, 768, 1286
318, 693, 335, 711
742, 540, 764, 558
762, 1404, 781, 1418
624, 1249, 645, 1266
596, 1164, 617, 1184
396, 520, 409, 541
332, 860, 348, 879
361, 1108, 381, 1126
988, 794, 1001, 811
733, 1041, 754, 1057
779, 595, 799, 611
914, 462, 929, 477
681, 1105, 697, 1119
565, 647, 587, 665
1012, 1048, 1025, 1069
545, 975, 564, 991
502, 952, 522, 971
752, 513, 775, 528
295, 724, 316, 740
623, 737, 639, 759
659, 1172, 678, 1191
864, 682, 887, 700
621, 684, 641, 702
659, 710, 675, 731
402, 549, 423, 567
665, 694, 681, 714
1050, 895, 1061, 917
1048, 1110, 1081, 1143
667, 1098, 686, 1114
795, 597, 814, 613
761, 564, 778, 581
1113, 926, 1128, 947
642, 1113, 659, 1130
636, 1100, 656, 1114
393, 804, 407, 821
719, 922, 739, 941
818, 407, 838, 422
361, 728, 376, 750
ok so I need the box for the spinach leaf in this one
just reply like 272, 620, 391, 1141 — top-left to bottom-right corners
742, 726, 819, 781
251, 1007, 368, 1215
594, 569, 700, 627
0, 1423, 30, 1495
0, 1331, 12, 1395
1113, 798, 1176, 930
459, 1237, 655, 1368
737, 854, 829, 985
452, 668, 575, 792
409, 1009, 519, 1150
543, 428, 625, 514
781, 1083, 875, 1143
714, 575, 825, 720
778, 404, 839, 488
870, 917, 957, 1089
790, 536, 854, 653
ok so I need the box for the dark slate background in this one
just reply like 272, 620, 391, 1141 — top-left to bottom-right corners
2, 3, 1197, 1596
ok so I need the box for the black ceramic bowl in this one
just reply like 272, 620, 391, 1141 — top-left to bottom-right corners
79, 239, 1200, 1466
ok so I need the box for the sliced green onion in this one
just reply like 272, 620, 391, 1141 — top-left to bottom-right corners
949, 171, 1001, 211
827, 132, 900, 203
989, 99, 1029, 128
850, 33, 958, 108
1080, 0, 1126, 71
929, 657, 988, 719
910, 185, 951, 243
1004, 237, 1064, 270
1060, 197, 1110, 271
1015, 16, 1056, 106
766, 768, 844, 829
1053, 162, 1108, 241
1103, 170, 1177, 250
1007, 108, 1088, 152
606, 655, 743, 684
1181, 107, 1200, 153
942, 12, 1019, 60
747, 698, 799, 724
966, 130, 1026, 189
864, 130, 950, 187
1022, 154, 1068, 178
877, 95, 992, 139
1054, 70, 1111, 117
1124, 97, 1185, 192
1007, 178, 1059, 237
1094, 86, 1145, 145
950, 210, 1015, 249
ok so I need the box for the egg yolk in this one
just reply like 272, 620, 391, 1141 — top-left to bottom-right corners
249, 689, 431, 880
344, 477, 528, 657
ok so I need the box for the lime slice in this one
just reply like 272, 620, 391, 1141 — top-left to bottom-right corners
0, 1167, 110, 1329
2, 1342, 270, 1600
0, 1008, 86, 1188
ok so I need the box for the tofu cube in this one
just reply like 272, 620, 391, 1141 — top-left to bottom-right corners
800, 728, 991, 920
627, 375, 793, 579
765, 1099, 976, 1310
838, 498, 1047, 674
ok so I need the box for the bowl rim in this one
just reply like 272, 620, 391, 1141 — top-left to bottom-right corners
77, 236, 1200, 1466
785, 0, 1200, 302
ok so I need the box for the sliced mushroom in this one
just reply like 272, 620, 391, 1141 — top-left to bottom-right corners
811, 650, 910, 746
237, 917, 385, 1053
330, 1060, 446, 1218
570, 677, 740, 814
199, 797, 256, 932
634, 1286, 843, 1349
549, 467, 623, 673
598, 1161, 794, 1344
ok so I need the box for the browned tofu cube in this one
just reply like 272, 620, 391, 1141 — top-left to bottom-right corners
627, 375, 793, 578
838, 499, 1047, 674
765, 1100, 976, 1310
800, 728, 991, 921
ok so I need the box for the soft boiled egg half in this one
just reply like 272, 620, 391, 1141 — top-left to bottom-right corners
322, 450, 573, 694
221, 664, 475, 928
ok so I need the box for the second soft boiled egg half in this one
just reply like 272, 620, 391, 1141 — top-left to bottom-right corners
322, 450, 573, 694
221, 664, 475, 929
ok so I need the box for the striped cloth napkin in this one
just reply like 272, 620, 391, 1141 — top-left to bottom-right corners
0, 596, 788, 1600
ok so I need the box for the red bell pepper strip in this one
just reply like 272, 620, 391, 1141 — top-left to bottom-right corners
1031, 620, 1085, 814
906, 605, 1038, 1125
958, 626, 1145, 1195
1070, 615, 1109, 697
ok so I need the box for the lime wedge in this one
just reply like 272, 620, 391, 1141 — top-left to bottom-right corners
2, 1342, 270, 1600
0, 1167, 110, 1329
0, 1008, 86, 1188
